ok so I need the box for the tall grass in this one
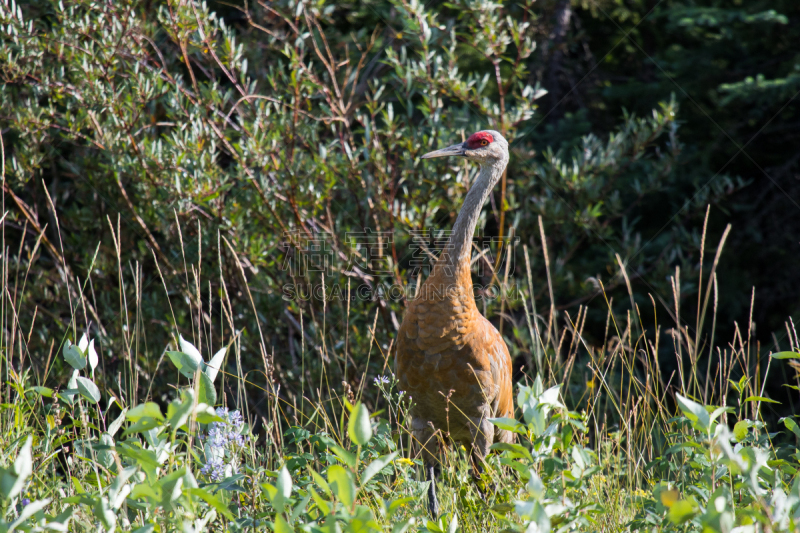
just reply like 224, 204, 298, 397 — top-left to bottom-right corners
1, 136, 799, 531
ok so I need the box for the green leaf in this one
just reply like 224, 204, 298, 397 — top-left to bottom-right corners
668, 499, 698, 524
515, 499, 550, 532
733, 420, 749, 442
197, 371, 217, 406
308, 466, 331, 497
489, 417, 526, 434
771, 351, 800, 359
75, 376, 101, 403
274, 515, 293, 533
187, 488, 234, 520
361, 452, 397, 487
348, 401, 372, 446
205, 346, 227, 382
743, 396, 780, 404
309, 486, 330, 515
127, 403, 164, 422
87, 339, 98, 373
272, 465, 292, 513
330, 445, 356, 468
63, 340, 87, 370
179, 335, 204, 370
327, 465, 355, 508
490, 442, 534, 462
784, 418, 800, 439
167, 392, 193, 434
166, 351, 202, 380
675, 394, 710, 432
31, 386, 53, 398
122, 417, 163, 437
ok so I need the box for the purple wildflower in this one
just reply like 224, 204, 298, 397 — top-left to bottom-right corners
200, 408, 247, 482
20, 498, 30, 507
199, 457, 226, 482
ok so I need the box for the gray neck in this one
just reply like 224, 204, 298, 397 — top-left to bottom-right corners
438, 156, 508, 274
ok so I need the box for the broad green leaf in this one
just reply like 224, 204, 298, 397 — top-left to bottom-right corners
127, 403, 164, 422
784, 418, 800, 439
63, 340, 86, 370
179, 335, 204, 369
348, 402, 372, 446
668, 499, 698, 524
528, 470, 545, 500
276, 465, 292, 500
31, 386, 53, 398
733, 420, 749, 442
167, 392, 193, 435
328, 465, 355, 508
78, 333, 89, 352
88, 339, 98, 373
309, 486, 330, 515
166, 351, 188, 378
205, 346, 227, 382
331, 445, 356, 468
167, 351, 202, 380
675, 394, 710, 432
308, 466, 331, 497
771, 351, 800, 359
491, 442, 533, 461
75, 376, 101, 403
122, 417, 163, 436
261, 482, 281, 512
269, 465, 292, 513
187, 488, 234, 519
489, 417, 526, 434
361, 452, 397, 487
709, 406, 732, 425
274, 515, 293, 533
108, 409, 127, 437
743, 396, 780, 404
515, 499, 549, 532
197, 371, 217, 406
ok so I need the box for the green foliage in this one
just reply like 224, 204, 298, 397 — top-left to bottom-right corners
0, 0, 755, 415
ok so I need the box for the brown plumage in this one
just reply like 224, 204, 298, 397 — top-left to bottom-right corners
395, 130, 514, 517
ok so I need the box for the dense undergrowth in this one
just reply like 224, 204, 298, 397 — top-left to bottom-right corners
3, 215, 800, 532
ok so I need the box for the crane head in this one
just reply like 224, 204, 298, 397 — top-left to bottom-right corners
421, 130, 508, 164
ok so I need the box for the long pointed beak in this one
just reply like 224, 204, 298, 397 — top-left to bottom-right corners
421, 142, 466, 159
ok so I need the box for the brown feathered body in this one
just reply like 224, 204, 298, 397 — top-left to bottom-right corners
396, 261, 515, 456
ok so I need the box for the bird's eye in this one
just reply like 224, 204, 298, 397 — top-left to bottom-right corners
481, 140, 488, 146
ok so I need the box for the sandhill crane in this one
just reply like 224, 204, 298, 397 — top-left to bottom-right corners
396, 130, 514, 517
